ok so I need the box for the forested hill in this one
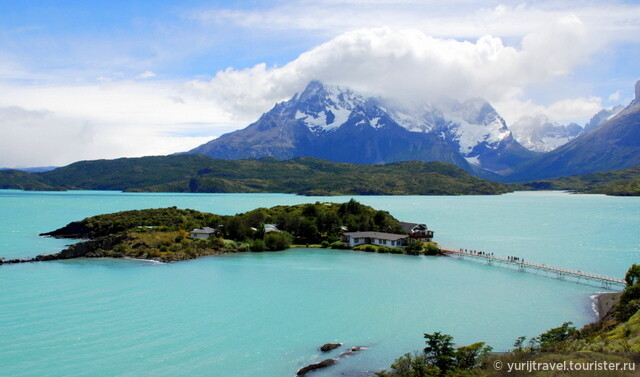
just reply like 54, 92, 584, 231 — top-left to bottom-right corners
0, 155, 510, 195
520, 164, 640, 196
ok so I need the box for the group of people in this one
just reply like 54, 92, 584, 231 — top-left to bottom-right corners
458, 248, 524, 263
459, 248, 494, 257
507, 256, 524, 263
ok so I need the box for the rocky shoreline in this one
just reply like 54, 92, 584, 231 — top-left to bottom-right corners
593, 291, 622, 320
0, 234, 131, 265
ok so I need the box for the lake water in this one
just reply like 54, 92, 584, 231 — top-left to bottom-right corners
1, 190, 638, 377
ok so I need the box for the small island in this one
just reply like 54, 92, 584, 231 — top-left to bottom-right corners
1, 200, 440, 264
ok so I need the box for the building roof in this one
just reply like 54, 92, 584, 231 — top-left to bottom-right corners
343, 231, 408, 241
399, 221, 428, 233
264, 223, 280, 233
190, 227, 216, 234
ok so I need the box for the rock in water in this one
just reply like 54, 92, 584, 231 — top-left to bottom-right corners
319, 343, 342, 352
339, 346, 366, 357
296, 359, 337, 376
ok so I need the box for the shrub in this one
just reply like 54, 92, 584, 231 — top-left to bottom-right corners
424, 243, 441, 256
389, 247, 404, 254
236, 241, 251, 252
223, 239, 238, 250
321, 240, 330, 248
364, 245, 376, 252
250, 239, 266, 252
405, 241, 424, 255
209, 237, 225, 249
265, 231, 292, 251
330, 241, 349, 249
377, 246, 390, 253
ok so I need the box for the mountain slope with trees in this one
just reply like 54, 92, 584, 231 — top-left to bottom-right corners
521, 165, 640, 196
0, 154, 511, 195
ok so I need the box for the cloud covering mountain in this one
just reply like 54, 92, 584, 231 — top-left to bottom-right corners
189, 81, 534, 176
1, 1, 639, 168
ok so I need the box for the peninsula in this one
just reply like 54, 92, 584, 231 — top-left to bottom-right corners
0, 200, 439, 264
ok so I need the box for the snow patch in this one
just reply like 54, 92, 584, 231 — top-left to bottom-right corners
449, 117, 510, 155
465, 156, 481, 166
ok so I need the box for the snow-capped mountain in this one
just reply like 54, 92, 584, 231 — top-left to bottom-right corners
386, 98, 527, 173
291, 81, 372, 132
189, 81, 535, 176
510, 115, 583, 153
507, 80, 640, 181
584, 105, 625, 133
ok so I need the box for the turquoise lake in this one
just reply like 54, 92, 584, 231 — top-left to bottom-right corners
1, 190, 639, 376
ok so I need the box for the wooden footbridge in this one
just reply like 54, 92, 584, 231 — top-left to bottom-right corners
442, 248, 627, 290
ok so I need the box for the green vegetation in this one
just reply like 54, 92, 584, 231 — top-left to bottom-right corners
0, 169, 60, 191
352, 241, 441, 256
519, 165, 640, 196
377, 264, 640, 376
40, 200, 409, 262
376, 332, 492, 377
0, 155, 511, 195
42, 207, 223, 239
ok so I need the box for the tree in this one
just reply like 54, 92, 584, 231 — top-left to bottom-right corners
339, 198, 364, 216
375, 352, 436, 377
513, 336, 526, 352
625, 264, 640, 286
454, 342, 492, 369
538, 322, 576, 351
265, 231, 292, 251
297, 218, 319, 244
374, 210, 387, 229
224, 216, 250, 241
617, 284, 640, 321
423, 332, 456, 374
405, 240, 424, 255
301, 203, 319, 217
527, 336, 540, 353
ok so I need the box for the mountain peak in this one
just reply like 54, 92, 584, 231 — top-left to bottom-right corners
298, 80, 327, 102
189, 80, 534, 176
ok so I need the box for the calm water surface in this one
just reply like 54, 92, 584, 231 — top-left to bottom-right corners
0, 190, 638, 377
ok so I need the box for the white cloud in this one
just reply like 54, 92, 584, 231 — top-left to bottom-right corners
608, 90, 621, 102
193, 1, 640, 42
183, 21, 594, 122
137, 71, 157, 79
495, 96, 603, 127
0, 81, 240, 168
545, 97, 603, 122
2, 1, 638, 167
0, 80, 232, 128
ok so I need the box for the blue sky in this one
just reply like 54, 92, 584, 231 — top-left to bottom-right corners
1, 0, 639, 167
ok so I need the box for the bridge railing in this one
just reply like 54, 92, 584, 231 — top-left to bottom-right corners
442, 248, 626, 289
